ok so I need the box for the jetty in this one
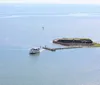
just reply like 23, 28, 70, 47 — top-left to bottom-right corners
42, 46, 83, 52
42, 47, 56, 51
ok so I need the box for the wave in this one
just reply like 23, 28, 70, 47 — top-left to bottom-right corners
68, 13, 100, 17
0, 15, 26, 18
68, 13, 89, 16
0, 13, 100, 18
40, 49, 45, 52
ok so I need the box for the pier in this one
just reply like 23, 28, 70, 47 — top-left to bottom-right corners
42, 46, 83, 52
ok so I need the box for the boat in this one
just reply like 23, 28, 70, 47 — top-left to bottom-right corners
29, 47, 40, 54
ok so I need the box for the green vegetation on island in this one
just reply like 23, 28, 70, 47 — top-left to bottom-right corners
93, 43, 100, 47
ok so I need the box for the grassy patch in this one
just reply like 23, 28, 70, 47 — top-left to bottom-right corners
93, 42, 100, 47
61, 38, 91, 40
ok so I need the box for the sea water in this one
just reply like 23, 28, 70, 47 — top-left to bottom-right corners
0, 4, 100, 85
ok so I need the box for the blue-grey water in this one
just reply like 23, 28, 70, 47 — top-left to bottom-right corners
0, 4, 100, 85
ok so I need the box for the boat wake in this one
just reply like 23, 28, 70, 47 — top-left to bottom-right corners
40, 49, 45, 52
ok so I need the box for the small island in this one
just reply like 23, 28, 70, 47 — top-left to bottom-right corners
53, 38, 100, 47
42, 38, 100, 52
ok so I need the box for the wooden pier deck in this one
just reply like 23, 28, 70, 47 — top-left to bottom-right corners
42, 46, 83, 51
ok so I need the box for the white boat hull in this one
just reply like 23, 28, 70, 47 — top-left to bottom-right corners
29, 48, 40, 54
